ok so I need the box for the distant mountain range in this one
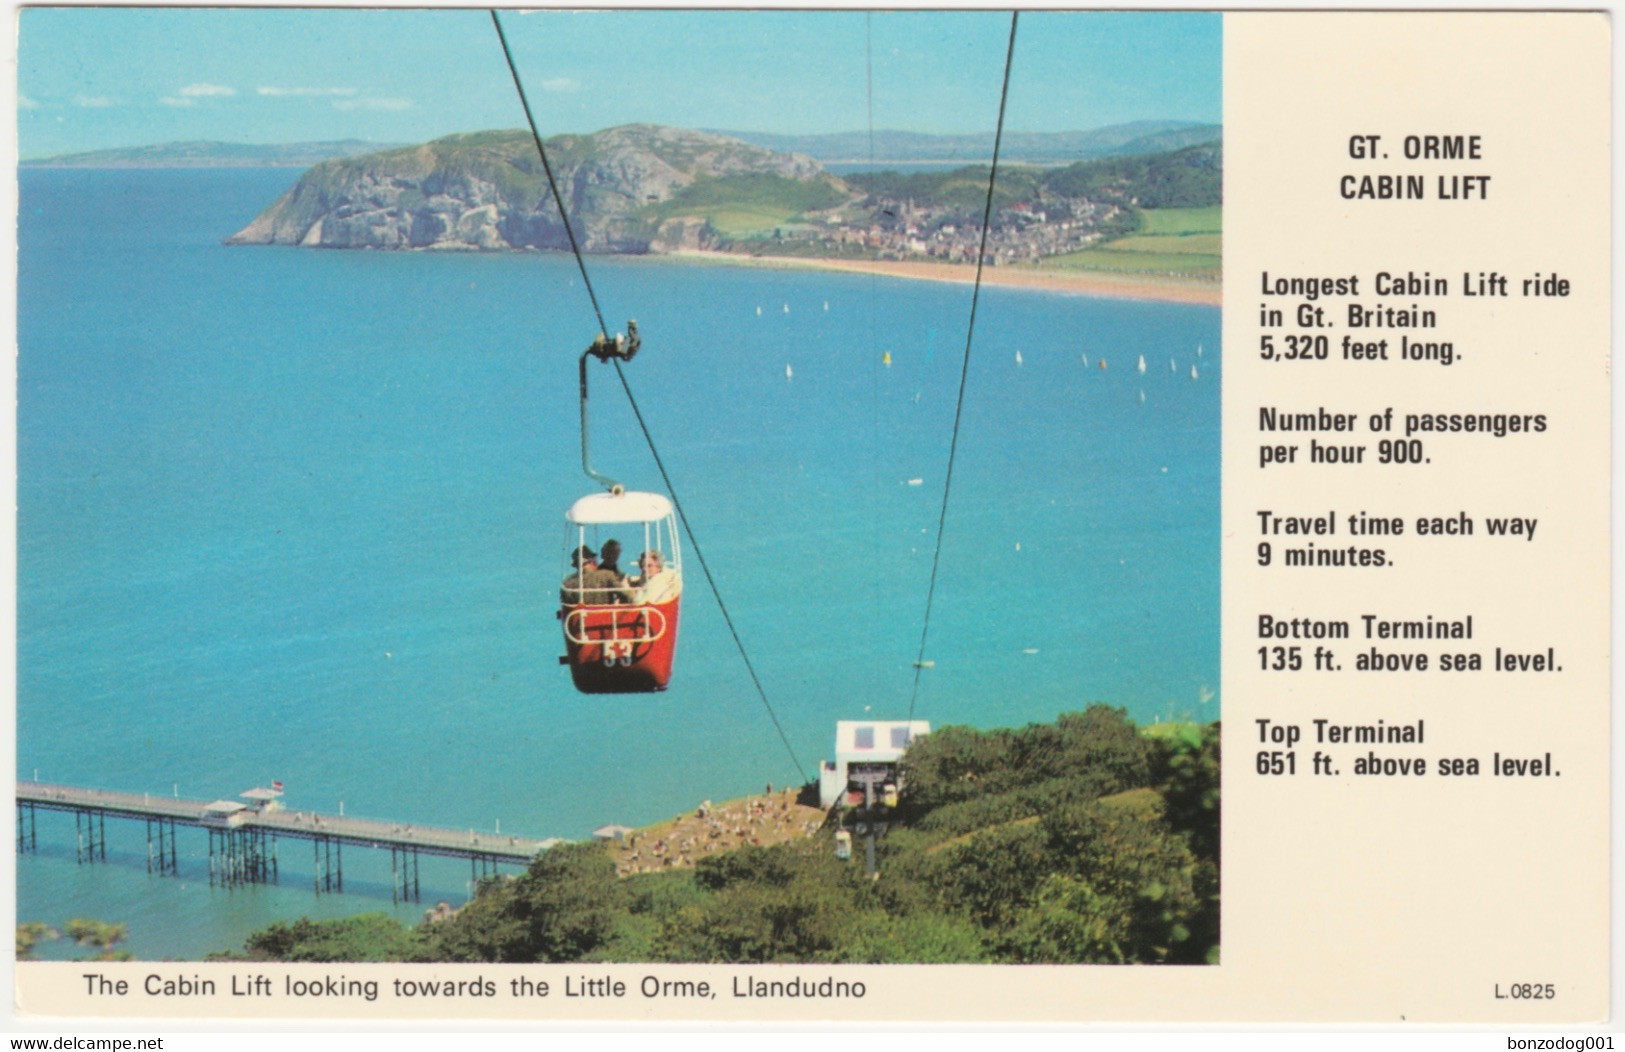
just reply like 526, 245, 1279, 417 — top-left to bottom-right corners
23, 121, 1219, 170
21, 140, 407, 168
714, 120, 1221, 165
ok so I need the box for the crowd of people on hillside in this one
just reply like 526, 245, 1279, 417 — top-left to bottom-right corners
613, 791, 823, 876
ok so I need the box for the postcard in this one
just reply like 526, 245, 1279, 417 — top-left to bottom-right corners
7, 4, 1611, 1029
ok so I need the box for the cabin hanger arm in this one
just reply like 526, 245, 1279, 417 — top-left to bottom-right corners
579, 319, 640, 493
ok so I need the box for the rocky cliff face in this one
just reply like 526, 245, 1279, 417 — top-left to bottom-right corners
226, 124, 836, 253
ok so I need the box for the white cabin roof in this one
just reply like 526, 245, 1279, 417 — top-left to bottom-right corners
833, 720, 930, 762
567, 490, 675, 525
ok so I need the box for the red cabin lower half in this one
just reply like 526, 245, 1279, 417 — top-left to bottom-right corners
560, 597, 681, 693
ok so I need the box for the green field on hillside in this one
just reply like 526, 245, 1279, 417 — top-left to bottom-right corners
1137, 205, 1221, 235
692, 207, 808, 238
642, 173, 848, 238
1045, 206, 1222, 277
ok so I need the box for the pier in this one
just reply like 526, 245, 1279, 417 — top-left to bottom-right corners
16, 781, 561, 903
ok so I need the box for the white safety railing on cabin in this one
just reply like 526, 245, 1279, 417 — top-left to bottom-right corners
562, 605, 668, 648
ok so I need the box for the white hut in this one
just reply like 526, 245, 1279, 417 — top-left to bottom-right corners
201, 800, 249, 829
818, 720, 930, 809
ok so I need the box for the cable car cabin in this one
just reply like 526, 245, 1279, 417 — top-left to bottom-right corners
559, 490, 683, 693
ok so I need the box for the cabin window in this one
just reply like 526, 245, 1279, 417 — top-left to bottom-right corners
890, 726, 913, 749
854, 726, 875, 749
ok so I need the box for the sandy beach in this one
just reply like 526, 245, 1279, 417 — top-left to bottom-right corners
667, 250, 1221, 307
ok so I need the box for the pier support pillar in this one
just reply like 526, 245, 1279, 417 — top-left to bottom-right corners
75, 809, 106, 864
146, 816, 178, 876
313, 836, 343, 894
209, 828, 277, 888
16, 801, 37, 854
391, 845, 421, 904
470, 853, 500, 895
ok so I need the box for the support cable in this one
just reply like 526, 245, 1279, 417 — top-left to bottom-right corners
491, 10, 608, 337
491, 10, 809, 784
608, 361, 809, 785
908, 12, 1019, 722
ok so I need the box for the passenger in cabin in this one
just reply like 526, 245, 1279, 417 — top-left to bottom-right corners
597, 539, 626, 577
594, 539, 635, 604
561, 543, 634, 605
560, 544, 597, 604
632, 548, 682, 605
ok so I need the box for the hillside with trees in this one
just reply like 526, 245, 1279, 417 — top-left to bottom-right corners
227, 706, 1219, 965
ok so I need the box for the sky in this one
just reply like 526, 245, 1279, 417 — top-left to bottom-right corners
15, 7, 1220, 159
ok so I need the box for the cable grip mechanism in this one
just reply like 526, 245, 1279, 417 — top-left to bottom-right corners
578, 320, 641, 493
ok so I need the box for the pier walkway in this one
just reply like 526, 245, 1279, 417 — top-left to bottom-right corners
16, 781, 561, 902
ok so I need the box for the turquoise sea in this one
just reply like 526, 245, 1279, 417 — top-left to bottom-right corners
16, 168, 1220, 959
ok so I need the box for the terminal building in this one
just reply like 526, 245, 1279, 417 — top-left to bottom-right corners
818, 720, 930, 809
